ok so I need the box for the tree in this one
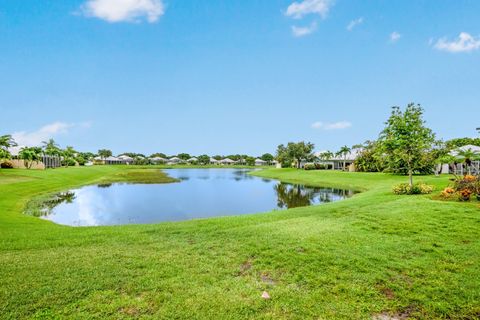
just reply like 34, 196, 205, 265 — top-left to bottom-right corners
63, 146, 76, 167
336, 145, 352, 171
245, 157, 256, 166
197, 154, 210, 165
276, 141, 315, 169
0, 135, 17, 164
150, 152, 167, 159
42, 139, 62, 157
260, 153, 274, 163
378, 103, 436, 187
445, 137, 480, 150
98, 149, 112, 160
19, 147, 42, 169
456, 148, 480, 175
177, 153, 191, 161
354, 141, 385, 172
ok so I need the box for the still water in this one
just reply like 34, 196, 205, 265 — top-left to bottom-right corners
39, 169, 356, 226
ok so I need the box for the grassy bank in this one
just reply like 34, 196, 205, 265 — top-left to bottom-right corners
0, 167, 479, 319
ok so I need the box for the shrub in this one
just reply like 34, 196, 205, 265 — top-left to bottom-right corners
0, 161, 14, 169
459, 189, 472, 201
304, 163, 316, 170
393, 182, 434, 195
453, 175, 479, 195
62, 159, 77, 167
314, 163, 328, 170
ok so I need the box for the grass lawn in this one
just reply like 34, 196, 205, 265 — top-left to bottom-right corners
0, 166, 479, 319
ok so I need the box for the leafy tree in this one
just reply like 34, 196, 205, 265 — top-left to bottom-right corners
354, 141, 385, 172
78, 152, 95, 161
260, 153, 274, 163
62, 146, 76, 167
177, 153, 191, 161
150, 152, 167, 159
245, 156, 256, 166
378, 103, 436, 187
276, 141, 315, 169
98, 149, 112, 160
336, 145, 352, 171
445, 137, 480, 150
19, 147, 42, 169
213, 155, 223, 160
197, 154, 210, 165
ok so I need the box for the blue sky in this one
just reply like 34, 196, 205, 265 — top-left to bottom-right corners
1, 0, 479, 156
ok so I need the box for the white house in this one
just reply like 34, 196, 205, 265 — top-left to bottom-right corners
118, 155, 134, 165
255, 158, 267, 166
150, 157, 166, 164
220, 158, 236, 165
313, 149, 360, 171
210, 158, 219, 165
187, 157, 198, 163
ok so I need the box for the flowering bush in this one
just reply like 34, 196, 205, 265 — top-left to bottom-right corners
393, 183, 434, 195
459, 189, 473, 201
453, 175, 480, 195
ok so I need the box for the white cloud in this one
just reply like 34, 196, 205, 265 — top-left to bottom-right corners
292, 22, 317, 37
12, 122, 90, 147
433, 32, 480, 53
311, 121, 352, 130
346, 17, 363, 31
390, 31, 401, 43
285, 0, 333, 19
81, 0, 165, 23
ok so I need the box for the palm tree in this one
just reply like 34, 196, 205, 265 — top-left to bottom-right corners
318, 151, 334, 169
42, 139, 62, 157
336, 146, 352, 171
63, 146, 76, 167
19, 147, 42, 169
0, 135, 17, 165
98, 149, 112, 161
456, 148, 480, 175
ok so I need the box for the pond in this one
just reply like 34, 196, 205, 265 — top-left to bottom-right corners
37, 169, 356, 226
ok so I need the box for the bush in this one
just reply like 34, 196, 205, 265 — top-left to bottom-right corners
315, 163, 328, 170
62, 159, 77, 167
393, 182, 434, 195
459, 189, 472, 201
453, 175, 479, 195
0, 161, 14, 169
304, 163, 316, 170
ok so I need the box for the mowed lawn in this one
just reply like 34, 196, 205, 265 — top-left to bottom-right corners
0, 166, 479, 319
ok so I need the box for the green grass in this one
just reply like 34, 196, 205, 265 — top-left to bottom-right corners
0, 166, 479, 319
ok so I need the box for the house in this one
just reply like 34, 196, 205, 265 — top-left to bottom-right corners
220, 158, 236, 165
254, 158, 267, 166
187, 157, 198, 164
94, 156, 124, 165
314, 150, 360, 171
150, 157, 167, 164
210, 158, 220, 165
167, 157, 182, 165
118, 155, 134, 165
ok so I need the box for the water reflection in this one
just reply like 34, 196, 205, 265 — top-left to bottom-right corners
36, 169, 356, 226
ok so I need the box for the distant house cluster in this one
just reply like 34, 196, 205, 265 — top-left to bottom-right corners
92, 155, 277, 166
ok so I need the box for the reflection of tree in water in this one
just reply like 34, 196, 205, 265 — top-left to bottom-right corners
36, 191, 76, 217
274, 183, 354, 209
97, 183, 112, 188
274, 183, 318, 209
